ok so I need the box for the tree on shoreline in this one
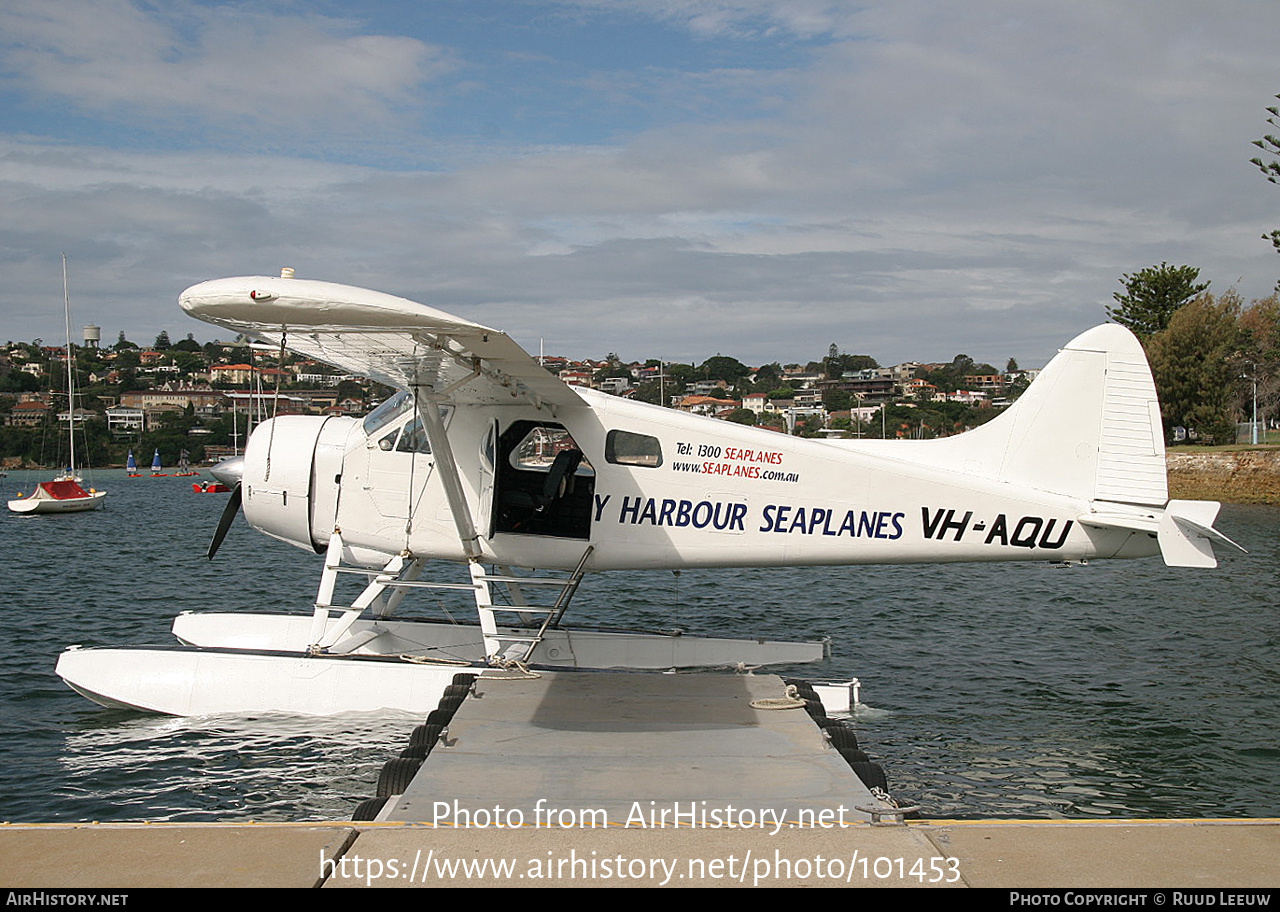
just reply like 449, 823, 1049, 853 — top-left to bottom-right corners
1146, 291, 1241, 445
1107, 263, 1209, 340
1249, 92, 1280, 289
1237, 293, 1280, 437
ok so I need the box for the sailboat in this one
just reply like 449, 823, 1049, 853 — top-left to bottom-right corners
126, 450, 140, 476
150, 449, 166, 476
174, 449, 198, 477
8, 256, 106, 514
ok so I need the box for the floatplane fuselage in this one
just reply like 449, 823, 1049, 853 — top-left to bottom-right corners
55, 274, 1240, 716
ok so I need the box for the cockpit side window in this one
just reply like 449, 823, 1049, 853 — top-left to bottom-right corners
395, 417, 431, 454
365, 393, 445, 453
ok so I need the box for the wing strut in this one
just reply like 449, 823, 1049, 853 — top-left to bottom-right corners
412, 383, 483, 560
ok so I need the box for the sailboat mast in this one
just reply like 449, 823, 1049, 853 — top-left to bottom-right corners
62, 253, 76, 475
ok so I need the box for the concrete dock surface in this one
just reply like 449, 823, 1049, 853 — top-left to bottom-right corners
3, 818, 1279, 888
386, 669, 883, 825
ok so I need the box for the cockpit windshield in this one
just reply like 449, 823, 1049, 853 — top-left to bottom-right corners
363, 391, 450, 453
362, 391, 414, 437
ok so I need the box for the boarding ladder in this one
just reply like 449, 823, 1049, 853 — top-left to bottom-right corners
306, 530, 478, 656
470, 545, 594, 667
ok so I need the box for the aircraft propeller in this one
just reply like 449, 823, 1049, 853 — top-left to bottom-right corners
206, 456, 245, 560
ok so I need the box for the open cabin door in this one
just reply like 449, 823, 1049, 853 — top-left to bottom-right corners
491, 420, 594, 539
478, 419, 497, 538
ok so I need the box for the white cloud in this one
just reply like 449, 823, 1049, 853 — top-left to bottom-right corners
0, 0, 452, 136
556, 0, 855, 40
1, 1, 1279, 369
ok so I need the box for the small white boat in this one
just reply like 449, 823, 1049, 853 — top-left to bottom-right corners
8, 478, 106, 514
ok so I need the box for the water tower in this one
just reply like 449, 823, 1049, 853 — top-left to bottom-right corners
83, 325, 101, 349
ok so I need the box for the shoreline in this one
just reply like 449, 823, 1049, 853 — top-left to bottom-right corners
1166, 448, 1280, 504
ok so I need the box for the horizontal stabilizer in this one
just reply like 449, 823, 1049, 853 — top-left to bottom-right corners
1080, 501, 1245, 568
1077, 509, 1160, 535
1156, 500, 1245, 569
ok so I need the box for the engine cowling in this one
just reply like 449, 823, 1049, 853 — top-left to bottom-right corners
241, 415, 356, 552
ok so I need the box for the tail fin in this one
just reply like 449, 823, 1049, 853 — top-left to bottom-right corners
848, 323, 1244, 567
895, 322, 1167, 505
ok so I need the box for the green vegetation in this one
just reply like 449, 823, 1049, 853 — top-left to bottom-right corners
1250, 92, 1280, 287
1146, 291, 1241, 445
1106, 263, 1210, 340
1112, 258, 1280, 446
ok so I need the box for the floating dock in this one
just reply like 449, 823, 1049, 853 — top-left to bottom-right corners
374, 670, 884, 827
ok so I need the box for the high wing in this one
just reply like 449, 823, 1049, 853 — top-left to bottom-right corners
179, 275, 585, 414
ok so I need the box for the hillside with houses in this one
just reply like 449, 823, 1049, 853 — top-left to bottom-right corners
547, 349, 1035, 439
0, 328, 1035, 471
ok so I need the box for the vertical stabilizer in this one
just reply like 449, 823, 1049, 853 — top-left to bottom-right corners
1000, 322, 1167, 505
848, 323, 1169, 506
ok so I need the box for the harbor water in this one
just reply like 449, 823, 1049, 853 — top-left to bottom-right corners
1, 469, 1277, 823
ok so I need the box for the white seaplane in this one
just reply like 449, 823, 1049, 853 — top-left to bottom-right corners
55, 272, 1240, 716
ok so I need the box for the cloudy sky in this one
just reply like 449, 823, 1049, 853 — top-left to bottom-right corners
2, 0, 1278, 369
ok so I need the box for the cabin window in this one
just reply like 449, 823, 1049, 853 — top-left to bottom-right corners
509, 426, 593, 473
605, 430, 662, 468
